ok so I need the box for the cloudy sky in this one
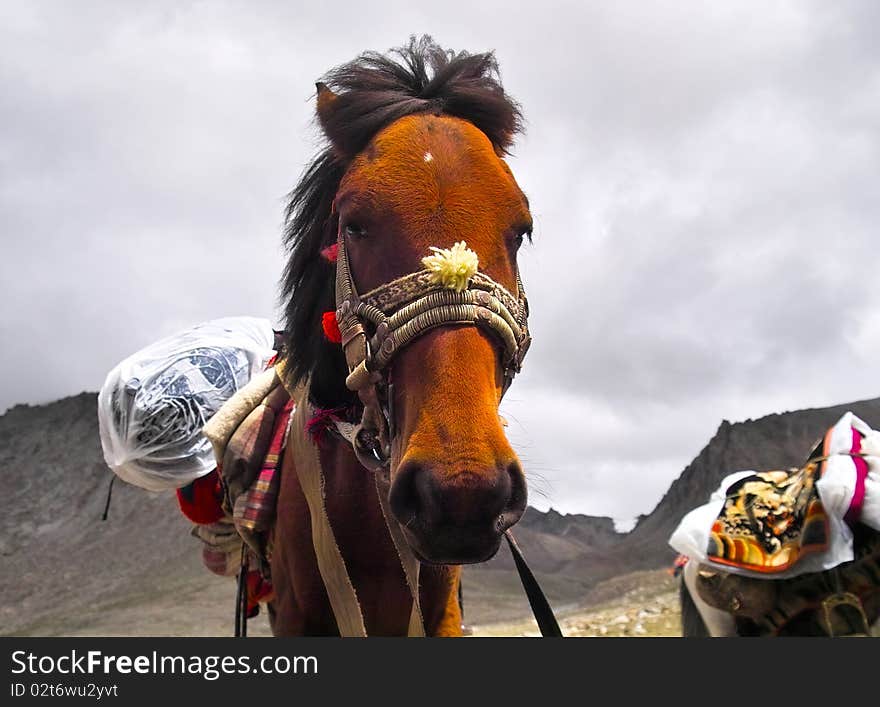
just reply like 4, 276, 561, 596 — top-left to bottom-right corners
2, 1, 879, 528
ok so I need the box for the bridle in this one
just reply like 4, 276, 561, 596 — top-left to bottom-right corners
329, 231, 560, 636
307, 184, 559, 637
333, 231, 532, 471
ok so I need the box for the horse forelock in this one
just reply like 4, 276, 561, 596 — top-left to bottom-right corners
318, 35, 522, 159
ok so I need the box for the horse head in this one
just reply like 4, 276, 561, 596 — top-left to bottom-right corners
282, 37, 532, 565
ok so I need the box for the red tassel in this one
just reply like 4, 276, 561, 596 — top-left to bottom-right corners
245, 570, 274, 616
176, 468, 224, 525
305, 407, 344, 444
320, 244, 339, 263
322, 310, 342, 344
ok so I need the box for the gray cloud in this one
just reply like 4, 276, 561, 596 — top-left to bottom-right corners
2, 1, 879, 525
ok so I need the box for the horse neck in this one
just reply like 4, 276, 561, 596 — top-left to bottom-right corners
318, 433, 404, 572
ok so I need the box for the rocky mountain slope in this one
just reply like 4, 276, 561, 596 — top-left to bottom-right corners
0, 393, 206, 635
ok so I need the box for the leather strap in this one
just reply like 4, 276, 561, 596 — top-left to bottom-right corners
287, 386, 368, 637
505, 530, 563, 637
375, 472, 425, 636
283, 373, 424, 636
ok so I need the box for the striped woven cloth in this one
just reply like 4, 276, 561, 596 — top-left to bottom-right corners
233, 397, 294, 538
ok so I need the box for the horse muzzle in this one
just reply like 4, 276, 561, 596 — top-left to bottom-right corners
388, 458, 527, 564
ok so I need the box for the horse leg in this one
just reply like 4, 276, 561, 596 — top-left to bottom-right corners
680, 560, 737, 637
270, 446, 341, 636
679, 577, 710, 637
419, 564, 463, 636
266, 601, 277, 633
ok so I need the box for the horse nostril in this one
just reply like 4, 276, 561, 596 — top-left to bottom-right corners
389, 461, 423, 524
498, 460, 527, 532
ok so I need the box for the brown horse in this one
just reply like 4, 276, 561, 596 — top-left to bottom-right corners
269, 37, 534, 636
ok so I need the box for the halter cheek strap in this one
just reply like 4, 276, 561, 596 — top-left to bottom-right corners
334, 235, 531, 469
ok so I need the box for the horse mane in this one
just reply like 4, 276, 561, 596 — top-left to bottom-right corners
279, 35, 523, 408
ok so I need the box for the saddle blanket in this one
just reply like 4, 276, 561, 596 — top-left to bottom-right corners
670, 412, 880, 579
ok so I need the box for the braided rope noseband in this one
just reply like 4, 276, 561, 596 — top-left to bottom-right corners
333, 235, 531, 470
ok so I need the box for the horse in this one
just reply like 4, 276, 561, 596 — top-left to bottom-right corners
268, 37, 534, 636
679, 524, 880, 637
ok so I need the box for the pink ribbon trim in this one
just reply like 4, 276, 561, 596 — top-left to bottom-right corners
845, 427, 868, 526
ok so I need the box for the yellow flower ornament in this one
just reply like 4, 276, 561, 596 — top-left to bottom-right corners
421, 241, 479, 292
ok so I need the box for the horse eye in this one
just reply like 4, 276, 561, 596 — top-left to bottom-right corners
344, 222, 366, 239
511, 227, 531, 249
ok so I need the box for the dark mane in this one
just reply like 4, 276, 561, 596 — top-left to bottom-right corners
279, 35, 523, 408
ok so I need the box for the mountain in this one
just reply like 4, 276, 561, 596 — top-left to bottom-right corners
0, 393, 211, 636
462, 506, 627, 622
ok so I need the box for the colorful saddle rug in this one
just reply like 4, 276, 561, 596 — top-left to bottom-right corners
670, 411, 880, 579
707, 463, 828, 573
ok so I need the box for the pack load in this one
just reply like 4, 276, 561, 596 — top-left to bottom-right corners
97, 316, 277, 492
670, 411, 880, 579
671, 412, 880, 636
187, 362, 297, 628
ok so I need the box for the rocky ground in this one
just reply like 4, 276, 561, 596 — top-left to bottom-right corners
18, 567, 679, 638
471, 569, 680, 637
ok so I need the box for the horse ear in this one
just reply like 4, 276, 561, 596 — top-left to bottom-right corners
315, 82, 343, 149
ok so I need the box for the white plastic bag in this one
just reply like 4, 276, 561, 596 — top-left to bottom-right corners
98, 317, 276, 492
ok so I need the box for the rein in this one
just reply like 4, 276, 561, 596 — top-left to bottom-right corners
505, 531, 564, 637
